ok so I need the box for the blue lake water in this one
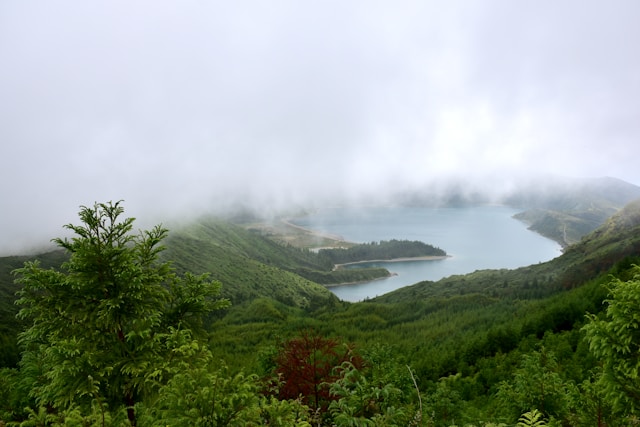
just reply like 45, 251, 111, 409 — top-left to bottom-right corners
292, 205, 562, 302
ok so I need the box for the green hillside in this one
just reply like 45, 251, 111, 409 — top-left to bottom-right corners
2, 199, 640, 424
162, 217, 398, 307
205, 200, 640, 424
0, 250, 68, 367
162, 218, 336, 309
0, 215, 407, 368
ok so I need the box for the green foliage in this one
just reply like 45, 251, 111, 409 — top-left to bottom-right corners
0, 367, 18, 421
569, 369, 616, 427
151, 360, 264, 426
426, 374, 463, 425
293, 266, 390, 286
496, 348, 574, 423
517, 409, 546, 427
3, 198, 640, 425
15, 403, 130, 427
12, 201, 229, 425
328, 362, 409, 426
204, 249, 640, 424
583, 264, 640, 417
0, 250, 67, 369
320, 239, 446, 264
163, 221, 338, 308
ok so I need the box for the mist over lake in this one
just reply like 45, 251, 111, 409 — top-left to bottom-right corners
293, 205, 562, 301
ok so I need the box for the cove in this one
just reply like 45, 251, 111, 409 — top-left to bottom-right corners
292, 205, 562, 302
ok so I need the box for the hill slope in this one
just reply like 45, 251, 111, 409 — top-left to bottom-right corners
4, 199, 640, 423
0, 250, 68, 366
163, 217, 339, 309
205, 199, 640, 425
507, 176, 640, 246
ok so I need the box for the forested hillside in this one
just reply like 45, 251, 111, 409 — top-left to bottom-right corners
162, 218, 337, 309
162, 217, 399, 299
0, 250, 68, 368
1, 200, 640, 425
205, 200, 640, 425
507, 176, 640, 246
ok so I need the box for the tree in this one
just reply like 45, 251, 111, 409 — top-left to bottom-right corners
569, 369, 615, 427
496, 348, 574, 423
328, 362, 409, 426
426, 374, 462, 425
13, 201, 229, 425
151, 357, 311, 427
583, 264, 640, 418
267, 331, 362, 419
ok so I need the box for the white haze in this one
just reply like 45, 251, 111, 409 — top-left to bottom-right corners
1, 1, 640, 254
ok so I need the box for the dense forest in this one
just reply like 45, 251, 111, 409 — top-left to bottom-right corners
319, 239, 446, 265
1, 199, 640, 425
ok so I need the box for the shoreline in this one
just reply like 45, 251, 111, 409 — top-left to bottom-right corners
323, 272, 398, 288
333, 255, 450, 270
325, 255, 450, 287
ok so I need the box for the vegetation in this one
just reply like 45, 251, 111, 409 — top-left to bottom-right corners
162, 217, 393, 297
319, 239, 446, 265
583, 264, 640, 417
11, 202, 230, 425
265, 332, 363, 419
0, 250, 67, 369
507, 176, 640, 247
1, 198, 640, 425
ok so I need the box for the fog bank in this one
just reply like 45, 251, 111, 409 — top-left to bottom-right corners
2, 1, 640, 254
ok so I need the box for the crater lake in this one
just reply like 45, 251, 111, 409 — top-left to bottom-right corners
292, 205, 562, 301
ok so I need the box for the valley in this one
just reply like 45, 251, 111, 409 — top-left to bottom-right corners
1, 178, 640, 425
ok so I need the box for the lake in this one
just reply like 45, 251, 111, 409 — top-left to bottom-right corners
292, 205, 562, 301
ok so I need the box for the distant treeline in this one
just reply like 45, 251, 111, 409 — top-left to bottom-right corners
319, 239, 446, 265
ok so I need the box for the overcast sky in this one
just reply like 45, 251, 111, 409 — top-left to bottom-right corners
1, 1, 639, 253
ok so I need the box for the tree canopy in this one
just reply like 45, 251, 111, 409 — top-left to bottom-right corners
13, 201, 229, 425
583, 264, 640, 417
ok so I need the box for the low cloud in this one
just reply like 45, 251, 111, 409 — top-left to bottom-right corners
1, 0, 639, 254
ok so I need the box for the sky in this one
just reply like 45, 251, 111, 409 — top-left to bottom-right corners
1, 0, 640, 254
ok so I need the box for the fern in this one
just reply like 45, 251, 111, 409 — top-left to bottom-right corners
517, 409, 546, 427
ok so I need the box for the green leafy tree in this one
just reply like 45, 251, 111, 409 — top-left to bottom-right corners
568, 369, 615, 427
328, 361, 409, 426
150, 356, 311, 427
425, 374, 462, 426
13, 201, 229, 425
583, 265, 640, 418
496, 348, 574, 423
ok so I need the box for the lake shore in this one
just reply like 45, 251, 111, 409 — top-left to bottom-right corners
326, 255, 450, 287
323, 272, 398, 288
333, 255, 451, 270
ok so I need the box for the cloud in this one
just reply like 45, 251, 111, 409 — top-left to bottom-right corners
1, 0, 640, 253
